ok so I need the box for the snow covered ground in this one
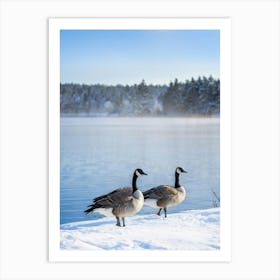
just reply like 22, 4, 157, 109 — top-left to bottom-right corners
60, 208, 220, 250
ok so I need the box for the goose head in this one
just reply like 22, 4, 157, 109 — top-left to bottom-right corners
132, 168, 148, 194
174, 167, 187, 189
135, 168, 148, 177
176, 167, 187, 175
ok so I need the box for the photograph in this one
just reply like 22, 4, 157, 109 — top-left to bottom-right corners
1, 0, 279, 278
49, 18, 231, 261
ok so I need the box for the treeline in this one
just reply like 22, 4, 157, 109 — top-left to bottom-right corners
60, 76, 220, 117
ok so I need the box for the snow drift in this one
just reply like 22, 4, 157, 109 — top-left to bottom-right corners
60, 208, 220, 250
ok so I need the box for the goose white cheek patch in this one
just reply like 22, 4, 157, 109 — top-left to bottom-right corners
136, 170, 141, 177
176, 168, 181, 174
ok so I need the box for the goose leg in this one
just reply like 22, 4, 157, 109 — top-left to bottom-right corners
157, 208, 162, 216
122, 217, 126, 227
164, 207, 167, 218
116, 217, 121, 227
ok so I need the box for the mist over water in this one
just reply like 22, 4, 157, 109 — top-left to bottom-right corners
60, 117, 220, 224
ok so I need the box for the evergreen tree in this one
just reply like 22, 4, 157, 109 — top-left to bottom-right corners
60, 76, 220, 116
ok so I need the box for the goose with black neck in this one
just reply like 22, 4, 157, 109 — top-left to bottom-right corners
143, 167, 187, 218
84, 168, 147, 227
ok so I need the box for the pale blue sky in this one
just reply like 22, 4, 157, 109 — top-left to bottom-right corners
60, 30, 219, 85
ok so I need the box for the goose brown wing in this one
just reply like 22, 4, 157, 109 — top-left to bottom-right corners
144, 185, 177, 199
93, 187, 133, 208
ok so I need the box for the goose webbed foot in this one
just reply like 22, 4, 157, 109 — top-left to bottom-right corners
116, 217, 121, 227
157, 208, 162, 216
164, 207, 167, 218
122, 217, 126, 227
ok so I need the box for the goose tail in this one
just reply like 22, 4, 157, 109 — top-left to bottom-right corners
84, 203, 99, 214
143, 189, 152, 199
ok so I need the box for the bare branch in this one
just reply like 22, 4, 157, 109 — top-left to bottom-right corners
211, 189, 220, 203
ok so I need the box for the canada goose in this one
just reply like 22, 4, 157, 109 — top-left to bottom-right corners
84, 168, 147, 227
143, 167, 187, 218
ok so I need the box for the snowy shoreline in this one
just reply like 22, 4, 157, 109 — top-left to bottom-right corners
60, 208, 220, 251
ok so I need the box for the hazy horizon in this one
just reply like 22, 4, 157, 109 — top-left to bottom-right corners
60, 75, 219, 87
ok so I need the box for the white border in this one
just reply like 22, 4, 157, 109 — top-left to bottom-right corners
49, 18, 231, 262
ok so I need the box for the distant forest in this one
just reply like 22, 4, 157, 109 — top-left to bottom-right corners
60, 76, 220, 117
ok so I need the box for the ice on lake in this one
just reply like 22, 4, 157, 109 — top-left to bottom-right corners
60, 117, 220, 225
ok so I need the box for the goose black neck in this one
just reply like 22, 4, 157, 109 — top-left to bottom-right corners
132, 173, 138, 193
175, 172, 181, 188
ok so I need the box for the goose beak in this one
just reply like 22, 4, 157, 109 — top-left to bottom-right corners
142, 172, 148, 175
182, 170, 187, 173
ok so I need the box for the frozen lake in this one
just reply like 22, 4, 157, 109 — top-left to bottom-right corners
60, 117, 220, 225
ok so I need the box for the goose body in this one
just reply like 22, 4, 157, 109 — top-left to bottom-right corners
84, 169, 147, 226
143, 167, 187, 217
145, 185, 186, 208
